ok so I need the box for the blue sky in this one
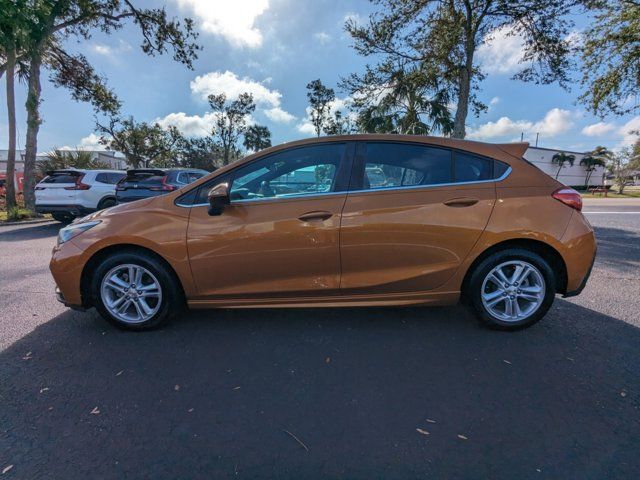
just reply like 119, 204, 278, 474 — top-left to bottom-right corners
1, 0, 638, 154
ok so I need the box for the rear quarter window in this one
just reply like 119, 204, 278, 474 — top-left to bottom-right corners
454, 152, 493, 182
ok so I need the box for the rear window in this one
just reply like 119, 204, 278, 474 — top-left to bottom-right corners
96, 172, 126, 184
122, 172, 165, 185
42, 172, 82, 184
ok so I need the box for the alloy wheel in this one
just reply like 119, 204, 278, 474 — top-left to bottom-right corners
100, 264, 162, 324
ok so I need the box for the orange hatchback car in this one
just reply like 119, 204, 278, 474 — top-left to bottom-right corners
50, 135, 596, 331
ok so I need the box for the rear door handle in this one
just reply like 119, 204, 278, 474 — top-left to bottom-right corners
298, 211, 333, 222
443, 197, 479, 207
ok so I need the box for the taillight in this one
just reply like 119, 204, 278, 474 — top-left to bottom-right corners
552, 187, 582, 211
64, 174, 91, 190
149, 176, 176, 192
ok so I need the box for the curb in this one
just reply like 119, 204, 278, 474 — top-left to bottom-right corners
0, 218, 55, 227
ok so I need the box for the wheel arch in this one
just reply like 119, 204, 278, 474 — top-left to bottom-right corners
80, 244, 186, 307
97, 195, 117, 210
461, 238, 568, 301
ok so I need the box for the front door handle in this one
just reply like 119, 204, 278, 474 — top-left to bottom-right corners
298, 211, 333, 222
443, 197, 479, 207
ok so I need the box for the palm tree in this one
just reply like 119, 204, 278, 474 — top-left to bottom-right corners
581, 146, 612, 189
551, 152, 576, 180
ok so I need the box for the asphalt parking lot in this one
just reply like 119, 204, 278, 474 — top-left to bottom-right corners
1, 199, 639, 479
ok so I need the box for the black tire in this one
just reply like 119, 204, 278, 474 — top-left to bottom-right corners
52, 212, 74, 224
467, 248, 556, 331
97, 197, 116, 210
91, 250, 183, 331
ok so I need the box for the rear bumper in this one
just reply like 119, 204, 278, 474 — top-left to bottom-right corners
560, 211, 597, 296
563, 246, 596, 298
36, 204, 94, 216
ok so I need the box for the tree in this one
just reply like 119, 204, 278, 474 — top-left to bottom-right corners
581, 146, 611, 189
344, 63, 453, 135
96, 116, 182, 168
243, 125, 272, 152
325, 110, 357, 135
551, 152, 576, 180
37, 149, 111, 175
608, 147, 640, 194
306, 79, 335, 137
208, 93, 256, 165
580, 1, 640, 116
0, 0, 31, 216
14, 1, 199, 212
346, 0, 576, 138
175, 136, 221, 171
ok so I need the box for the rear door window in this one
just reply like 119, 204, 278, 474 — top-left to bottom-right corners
122, 172, 165, 186
454, 152, 493, 182
361, 143, 452, 190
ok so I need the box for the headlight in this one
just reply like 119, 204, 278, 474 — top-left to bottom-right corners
57, 220, 101, 245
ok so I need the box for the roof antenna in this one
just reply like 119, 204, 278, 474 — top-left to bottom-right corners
520, 132, 524, 142
535, 132, 539, 147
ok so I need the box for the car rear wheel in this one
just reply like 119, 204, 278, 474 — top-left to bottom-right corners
92, 251, 183, 330
97, 197, 116, 210
467, 248, 556, 330
51, 213, 74, 224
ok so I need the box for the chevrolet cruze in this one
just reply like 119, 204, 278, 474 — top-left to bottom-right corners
50, 135, 596, 331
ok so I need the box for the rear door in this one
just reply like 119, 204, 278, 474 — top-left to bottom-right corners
339, 142, 500, 295
35, 170, 83, 205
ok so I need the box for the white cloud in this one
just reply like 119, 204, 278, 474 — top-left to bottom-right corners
191, 70, 282, 107
89, 39, 132, 58
477, 25, 525, 75
173, 0, 269, 48
618, 116, 640, 146
490, 97, 500, 106
61, 134, 105, 151
343, 12, 364, 26
581, 122, 616, 137
189, 70, 295, 124
313, 32, 331, 45
468, 108, 574, 140
264, 107, 296, 123
155, 112, 218, 137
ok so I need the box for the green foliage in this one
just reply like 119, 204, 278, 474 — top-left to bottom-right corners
96, 116, 182, 168
581, 145, 612, 188
208, 92, 256, 165
37, 149, 112, 175
175, 136, 221, 171
580, 1, 640, 116
243, 125, 272, 152
608, 146, 639, 194
551, 152, 576, 179
345, 0, 576, 138
306, 79, 335, 137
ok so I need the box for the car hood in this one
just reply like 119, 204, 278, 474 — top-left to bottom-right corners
74, 197, 156, 223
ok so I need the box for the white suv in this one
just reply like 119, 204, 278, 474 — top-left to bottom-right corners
36, 169, 126, 223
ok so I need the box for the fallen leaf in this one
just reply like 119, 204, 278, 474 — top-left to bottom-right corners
174, 385, 180, 391
188, 408, 194, 413
503, 360, 512, 365
416, 428, 430, 435
39, 388, 49, 394
2, 465, 13, 475
457, 434, 468, 440
621, 390, 627, 398
22, 351, 32, 360
325, 357, 331, 363
233, 386, 241, 390
426, 419, 436, 423
115, 371, 123, 376
90, 407, 100, 415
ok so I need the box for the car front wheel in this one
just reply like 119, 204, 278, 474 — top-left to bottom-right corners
92, 251, 182, 330
467, 248, 556, 330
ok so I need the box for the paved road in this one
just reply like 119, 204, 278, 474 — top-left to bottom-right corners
1, 205, 639, 479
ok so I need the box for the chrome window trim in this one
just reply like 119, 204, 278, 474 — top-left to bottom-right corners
178, 166, 512, 208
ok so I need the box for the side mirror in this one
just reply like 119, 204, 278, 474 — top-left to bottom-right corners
207, 182, 230, 216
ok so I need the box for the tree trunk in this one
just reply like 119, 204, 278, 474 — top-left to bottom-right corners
452, 33, 475, 139
5, 45, 18, 212
555, 165, 562, 179
23, 52, 43, 213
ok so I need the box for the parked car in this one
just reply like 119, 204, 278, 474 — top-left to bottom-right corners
49, 135, 596, 331
35, 169, 126, 223
116, 168, 208, 204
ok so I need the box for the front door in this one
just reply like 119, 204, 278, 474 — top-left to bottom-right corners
340, 142, 498, 295
186, 142, 353, 300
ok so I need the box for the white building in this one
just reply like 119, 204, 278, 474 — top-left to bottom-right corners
0, 149, 127, 173
524, 146, 605, 188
